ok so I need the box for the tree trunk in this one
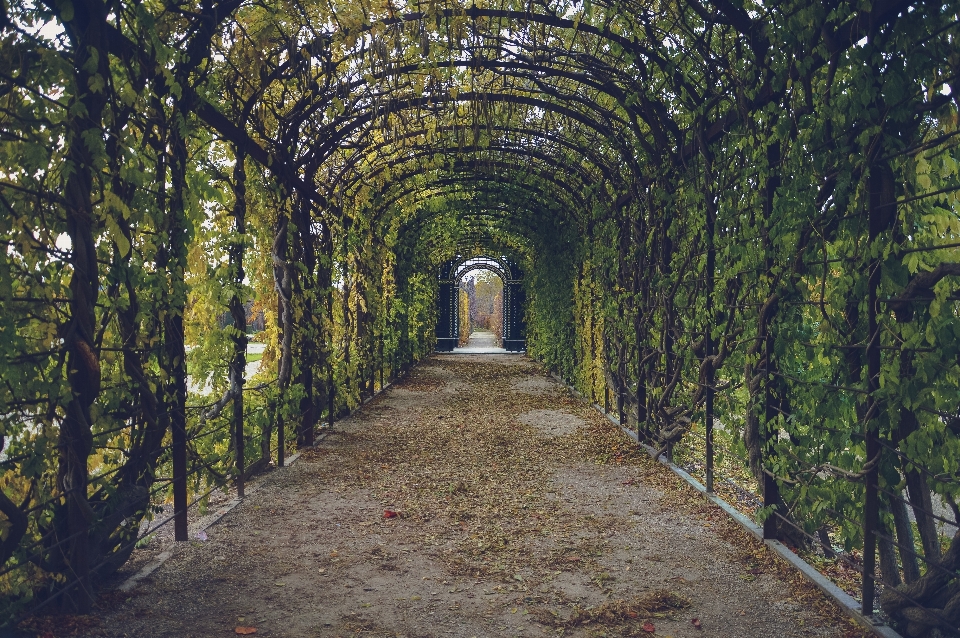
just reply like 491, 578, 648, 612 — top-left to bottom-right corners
56, 0, 111, 611
229, 148, 248, 495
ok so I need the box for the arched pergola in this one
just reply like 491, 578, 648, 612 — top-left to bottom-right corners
3, 1, 960, 629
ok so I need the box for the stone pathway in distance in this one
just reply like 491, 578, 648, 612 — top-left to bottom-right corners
450, 331, 507, 354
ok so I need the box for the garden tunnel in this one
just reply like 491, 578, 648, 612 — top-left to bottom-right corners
435, 255, 525, 352
2, 0, 960, 634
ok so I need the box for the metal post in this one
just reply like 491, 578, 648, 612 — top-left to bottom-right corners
276, 287, 285, 468
618, 387, 624, 426
328, 363, 336, 428
234, 388, 245, 499
863, 288, 880, 615
170, 320, 189, 542
705, 346, 714, 494
704, 196, 716, 494
301, 359, 314, 448
637, 362, 646, 440
762, 331, 780, 540
762, 140, 781, 540
172, 409, 188, 540
277, 416, 284, 467
862, 162, 887, 616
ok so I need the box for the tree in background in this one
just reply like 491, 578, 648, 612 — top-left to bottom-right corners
489, 290, 503, 347
465, 271, 503, 337
458, 287, 470, 346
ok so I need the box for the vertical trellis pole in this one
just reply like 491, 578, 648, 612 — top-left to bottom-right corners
277, 401, 285, 468
230, 146, 248, 498
235, 391, 245, 500
762, 330, 778, 540
636, 200, 647, 440
704, 156, 716, 495
297, 202, 317, 450
276, 284, 285, 469
618, 386, 625, 426
275, 212, 288, 469
168, 102, 191, 543
862, 161, 889, 616
661, 213, 674, 459
636, 341, 646, 440
327, 227, 337, 428
761, 141, 781, 541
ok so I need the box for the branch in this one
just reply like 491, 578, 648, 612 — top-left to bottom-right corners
0, 474, 29, 566
889, 262, 960, 322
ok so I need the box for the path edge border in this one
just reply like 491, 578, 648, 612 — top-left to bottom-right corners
549, 372, 902, 638
118, 376, 402, 593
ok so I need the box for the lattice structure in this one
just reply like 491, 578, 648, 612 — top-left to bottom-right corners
1, 2, 960, 633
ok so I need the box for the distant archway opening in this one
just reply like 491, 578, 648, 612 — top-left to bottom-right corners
436, 256, 526, 352
458, 266, 504, 349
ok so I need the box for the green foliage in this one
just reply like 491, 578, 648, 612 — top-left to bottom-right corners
1, 0, 959, 624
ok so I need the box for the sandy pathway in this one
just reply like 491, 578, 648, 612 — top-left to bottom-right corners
88, 355, 869, 638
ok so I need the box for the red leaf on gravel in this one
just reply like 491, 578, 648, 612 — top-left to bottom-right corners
641, 621, 655, 633
383, 509, 398, 518
235, 627, 257, 635
692, 617, 702, 629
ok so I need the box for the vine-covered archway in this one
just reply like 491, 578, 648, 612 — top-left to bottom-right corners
2, 0, 960, 631
436, 255, 525, 351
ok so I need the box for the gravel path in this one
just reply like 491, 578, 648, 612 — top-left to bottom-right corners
88, 355, 870, 638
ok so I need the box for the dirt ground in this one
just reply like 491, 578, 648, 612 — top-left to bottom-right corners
78, 354, 872, 638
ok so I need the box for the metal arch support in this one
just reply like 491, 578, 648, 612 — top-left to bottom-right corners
435, 255, 526, 352
435, 262, 459, 352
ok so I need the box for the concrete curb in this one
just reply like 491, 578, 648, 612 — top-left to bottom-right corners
550, 372, 901, 638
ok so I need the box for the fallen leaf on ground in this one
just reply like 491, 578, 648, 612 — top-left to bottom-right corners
235, 627, 257, 635
529, 591, 688, 629
384, 509, 398, 518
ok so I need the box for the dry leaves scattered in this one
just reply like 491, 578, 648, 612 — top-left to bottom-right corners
18, 614, 102, 637
342, 358, 645, 584
529, 589, 690, 632
296, 355, 868, 637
